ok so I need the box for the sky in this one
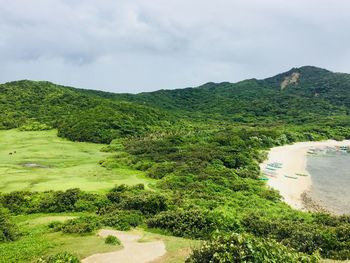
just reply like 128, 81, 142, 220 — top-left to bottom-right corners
0, 0, 350, 93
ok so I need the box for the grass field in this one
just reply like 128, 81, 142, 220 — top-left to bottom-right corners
0, 129, 154, 192
0, 213, 123, 263
0, 213, 198, 263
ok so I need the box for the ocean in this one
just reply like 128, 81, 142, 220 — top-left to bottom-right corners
307, 151, 350, 215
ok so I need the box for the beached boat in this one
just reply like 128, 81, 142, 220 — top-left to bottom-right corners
284, 175, 298, 179
296, 173, 308, 177
266, 166, 277, 171
267, 163, 282, 168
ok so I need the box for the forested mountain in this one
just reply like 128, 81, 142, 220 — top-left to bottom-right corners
2, 66, 350, 143
117, 66, 350, 124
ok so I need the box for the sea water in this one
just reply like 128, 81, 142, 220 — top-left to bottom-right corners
307, 151, 350, 215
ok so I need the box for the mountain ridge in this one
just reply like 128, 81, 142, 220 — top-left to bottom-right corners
2, 65, 350, 143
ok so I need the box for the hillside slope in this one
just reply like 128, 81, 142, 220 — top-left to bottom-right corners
2, 66, 350, 142
0, 80, 173, 143
117, 66, 350, 124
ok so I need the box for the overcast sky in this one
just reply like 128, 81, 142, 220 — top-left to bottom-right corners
0, 0, 350, 93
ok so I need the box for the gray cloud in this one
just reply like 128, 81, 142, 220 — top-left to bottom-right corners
0, 0, 350, 92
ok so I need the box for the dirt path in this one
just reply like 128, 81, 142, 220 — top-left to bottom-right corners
82, 229, 166, 263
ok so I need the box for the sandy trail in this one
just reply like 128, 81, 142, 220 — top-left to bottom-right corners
82, 229, 166, 263
260, 140, 350, 210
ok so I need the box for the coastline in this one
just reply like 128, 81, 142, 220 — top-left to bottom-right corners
260, 140, 350, 211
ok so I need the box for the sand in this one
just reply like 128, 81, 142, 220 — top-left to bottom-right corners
82, 229, 166, 263
260, 140, 350, 210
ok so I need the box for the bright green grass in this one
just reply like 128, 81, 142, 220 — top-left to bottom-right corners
0, 129, 154, 192
0, 214, 198, 263
0, 214, 123, 263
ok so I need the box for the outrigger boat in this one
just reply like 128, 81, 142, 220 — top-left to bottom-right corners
266, 166, 277, 171
284, 175, 298, 179
296, 173, 308, 177
267, 162, 282, 168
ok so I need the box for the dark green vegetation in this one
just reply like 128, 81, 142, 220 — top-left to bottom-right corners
0, 208, 19, 242
0, 81, 173, 143
187, 233, 319, 263
105, 235, 121, 246
2, 66, 350, 262
36, 252, 80, 263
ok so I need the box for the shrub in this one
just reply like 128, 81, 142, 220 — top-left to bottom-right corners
146, 162, 176, 179
1, 191, 36, 214
242, 214, 350, 259
0, 208, 19, 242
48, 221, 64, 232
100, 210, 143, 231
40, 189, 82, 212
147, 209, 217, 238
186, 233, 320, 263
120, 192, 168, 215
36, 252, 80, 263
105, 235, 121, 245
19, 121, 52, 131
59, 216, 101, 234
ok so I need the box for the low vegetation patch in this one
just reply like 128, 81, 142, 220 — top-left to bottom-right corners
105, 235, 121, 246
36, 252, 80, 263
187, 233, 320, 263
0, 208, 19, 242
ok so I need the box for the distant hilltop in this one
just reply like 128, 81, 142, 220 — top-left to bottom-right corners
1, 65, 350, 143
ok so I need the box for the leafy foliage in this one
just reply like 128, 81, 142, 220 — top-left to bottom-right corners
187, 233, 320, 263
0, 208, 19, 242
105, 235, 121, 246
36, 252, 80, 263
52, 216, 101, 234
0, 80, 172, 143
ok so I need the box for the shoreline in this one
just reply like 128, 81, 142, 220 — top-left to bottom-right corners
260, 140, 350, 211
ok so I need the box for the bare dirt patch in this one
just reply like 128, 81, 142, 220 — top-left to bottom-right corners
82, 229, 166, 263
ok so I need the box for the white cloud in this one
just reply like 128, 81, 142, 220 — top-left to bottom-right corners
0, 0, 350, 92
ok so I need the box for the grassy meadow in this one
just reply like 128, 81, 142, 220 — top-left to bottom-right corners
0, 129, 154, 192
0, 213, 198, 263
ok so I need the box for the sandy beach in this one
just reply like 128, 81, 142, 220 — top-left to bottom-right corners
260, 140, 350, 210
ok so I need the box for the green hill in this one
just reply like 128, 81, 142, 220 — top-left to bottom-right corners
116, 66, 350, 125
3, 66, 350, 141
0, 80, 173, 143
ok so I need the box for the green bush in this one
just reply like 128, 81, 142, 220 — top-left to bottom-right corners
120, 192, 168, 215
100, 210, 143, 231
105, 235, 121, 245
48, 221, 64, 232
40, 189, 82, 212
0, 191, 37, 214
147, 209, 224, 238
0, 208, 19, 242
0, 189, 98, 215
59, 216, 101, 234
146, 162, 176, 179
186, 233, 320, 263
36, 252, 80, 263
242, 214, 350, 259
19, 121, 52, 131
